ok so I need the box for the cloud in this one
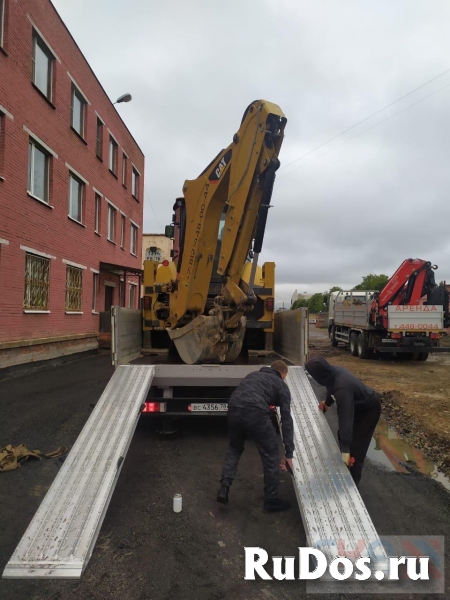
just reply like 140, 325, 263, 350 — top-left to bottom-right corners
53, 0, 450, 300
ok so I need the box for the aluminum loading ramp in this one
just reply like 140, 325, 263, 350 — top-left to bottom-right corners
3, 365, 155, 579
282, 367, 389, 574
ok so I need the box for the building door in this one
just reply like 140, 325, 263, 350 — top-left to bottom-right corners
105, 285, 114, 311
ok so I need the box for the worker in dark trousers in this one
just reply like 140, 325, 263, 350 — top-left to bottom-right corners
217, 360, 294, 513
305, 356, 381, 486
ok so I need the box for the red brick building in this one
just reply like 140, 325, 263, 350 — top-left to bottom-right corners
0, 0, 145, 367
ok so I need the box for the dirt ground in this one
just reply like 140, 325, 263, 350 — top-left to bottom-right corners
1, 353, 449, 599
309, 327, 450, 478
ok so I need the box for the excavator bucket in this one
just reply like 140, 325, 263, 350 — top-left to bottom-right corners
168, 316, 246, 364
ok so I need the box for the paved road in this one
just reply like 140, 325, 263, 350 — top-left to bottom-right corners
0, 354, 449, 599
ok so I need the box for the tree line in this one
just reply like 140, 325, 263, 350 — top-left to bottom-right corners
291, 274, 390, 313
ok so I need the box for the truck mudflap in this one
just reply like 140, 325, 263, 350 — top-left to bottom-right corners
279, 367, 389, 575
3, 365, 155, 580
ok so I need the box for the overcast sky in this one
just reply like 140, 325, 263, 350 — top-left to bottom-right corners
53, 0, 450, 307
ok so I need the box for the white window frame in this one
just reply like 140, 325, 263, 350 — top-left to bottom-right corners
129, 282, 138, 309
71, 84, 86, 138
132, 165, 140, 199
28, 138, 50, 204
109, 135, 118, 175
107, 203, 116, 242
120, 214, 126, 249
130, 223, 138, 256
68, 172, 84, 224
32, 30, 54, 101
94, 192, 101, 234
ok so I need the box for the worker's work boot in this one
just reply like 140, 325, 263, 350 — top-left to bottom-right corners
263, 497, 291, 513
217, 484, 230, 505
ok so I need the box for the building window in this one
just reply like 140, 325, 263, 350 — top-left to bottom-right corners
65, 265, 83, 311
130, 223, 138, 256
0, 0, 5, 49
24, 253, 50, 310
69, 173, 83, 223
122, 153, 127, 186
132, 167, 140, 199
32, 32, 53, 101
92, 272, 99, 312
109, 136, 118, 175
71, 85, 86, 138
129, 283, 137, 309
94, 193, 101, 233
107, 204, 116, 242
120, 214, 125, 248
28, 139, 50, 203
96, 118, 103, 159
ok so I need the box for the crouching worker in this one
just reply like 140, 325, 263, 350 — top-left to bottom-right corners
305, 356, 381, 486
217, 360, 294, 513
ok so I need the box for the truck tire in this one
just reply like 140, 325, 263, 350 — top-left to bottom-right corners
330, 325, 338, 347
418, 352, 429, 362
349, 332, 358, 356
357, 333, 370, 359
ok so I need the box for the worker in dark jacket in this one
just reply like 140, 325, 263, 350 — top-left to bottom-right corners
305, 356, 381, 486
217, 360, 294, 513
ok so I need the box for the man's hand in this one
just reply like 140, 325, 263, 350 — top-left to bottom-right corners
280, 457, 293, 473
341, 452, 355, 467
318, 401, 329, 413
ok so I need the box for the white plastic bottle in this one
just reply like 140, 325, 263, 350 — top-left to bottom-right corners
173, 493, 182, 513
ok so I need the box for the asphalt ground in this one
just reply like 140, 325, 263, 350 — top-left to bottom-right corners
0, 353, 449, 599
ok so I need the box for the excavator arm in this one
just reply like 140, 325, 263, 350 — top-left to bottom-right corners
164, 100, 286, 363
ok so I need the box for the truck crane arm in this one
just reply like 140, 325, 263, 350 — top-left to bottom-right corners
164, 100, 286, 364
377, 258, 438, 309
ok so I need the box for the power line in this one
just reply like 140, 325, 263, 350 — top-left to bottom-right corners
144, 187, 164, 231
279, 79, 450, 179
279, 66, 450, 174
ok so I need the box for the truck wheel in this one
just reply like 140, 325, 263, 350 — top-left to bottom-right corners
418, 352, 429, 362
330, 325, 338, 347
349, 332, 358, 356
357, 333, 370, 359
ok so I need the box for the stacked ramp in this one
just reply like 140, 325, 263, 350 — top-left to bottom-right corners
281, 367, 389, 573
3, 365, 155, 579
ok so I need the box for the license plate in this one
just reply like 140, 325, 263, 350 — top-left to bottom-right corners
190, 403, 228, 412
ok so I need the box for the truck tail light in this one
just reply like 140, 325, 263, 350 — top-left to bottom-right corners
391, 333, 402, 339
142, 402, 166, 413
269, 405, 276, 411
430, 333, 440, 339
265, 297, 275, 311
143, 296, 152, 310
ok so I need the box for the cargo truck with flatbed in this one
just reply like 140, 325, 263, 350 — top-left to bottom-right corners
328, 258, 450, 360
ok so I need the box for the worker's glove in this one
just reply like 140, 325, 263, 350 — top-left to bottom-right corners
318, 401, 329, 413
341, 453, 355, 467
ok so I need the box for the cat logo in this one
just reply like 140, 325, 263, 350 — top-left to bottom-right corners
209, 149, 232, 183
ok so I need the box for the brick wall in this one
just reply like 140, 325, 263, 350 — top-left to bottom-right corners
0, 0, 145, 346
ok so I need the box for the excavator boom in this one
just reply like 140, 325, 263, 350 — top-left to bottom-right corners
165, 100, 286, 363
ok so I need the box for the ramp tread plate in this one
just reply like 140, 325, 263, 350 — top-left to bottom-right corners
3, 365, 155, 579
283, 367, 388, 570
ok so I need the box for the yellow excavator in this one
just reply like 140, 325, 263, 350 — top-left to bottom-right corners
143, 100, 287, 364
